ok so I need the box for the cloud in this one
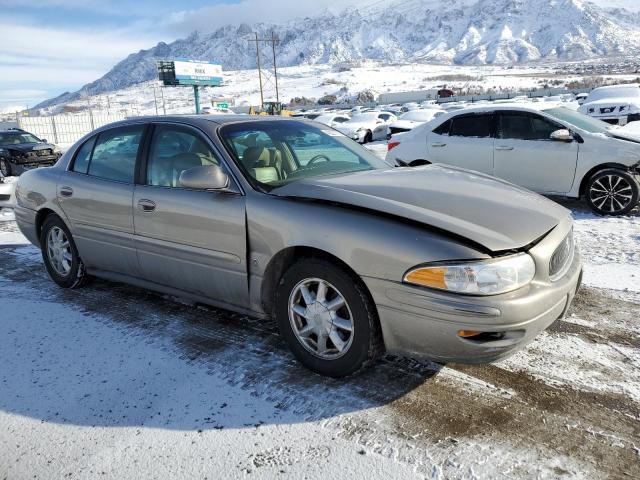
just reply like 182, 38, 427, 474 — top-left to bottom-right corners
0, 21, 158, 105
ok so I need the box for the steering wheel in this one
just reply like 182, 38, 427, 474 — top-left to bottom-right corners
307, 154, 331, 165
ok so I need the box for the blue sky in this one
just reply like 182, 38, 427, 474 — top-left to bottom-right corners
0, 0, 361, 109
0, 0, 636, 110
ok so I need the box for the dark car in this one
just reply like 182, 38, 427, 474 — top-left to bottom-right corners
0, 129, 62, 177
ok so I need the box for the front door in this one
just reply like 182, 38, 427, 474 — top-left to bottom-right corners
426, 113, 495, 175
493, 111, 579, 194
57, 124, 145, 276
133, 123, 248, 307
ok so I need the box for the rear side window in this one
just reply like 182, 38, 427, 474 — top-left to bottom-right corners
450, 114, 493, 138
432, 119, 451, 136
88, 126, 144, 183
72, 136, 96, 174
498, 113, 562, 140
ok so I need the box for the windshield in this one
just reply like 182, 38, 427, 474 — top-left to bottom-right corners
543, 107, 611, 134
219, 120, 389, 191
0, 132, 42, 145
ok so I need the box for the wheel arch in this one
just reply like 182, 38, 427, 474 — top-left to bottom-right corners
35, 208, 63, 244
260, 246, 374, 318
578, 163, 633, 196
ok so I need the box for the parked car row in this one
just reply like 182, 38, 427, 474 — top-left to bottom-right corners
386, 103, 640, 216
14, 115, 582, 378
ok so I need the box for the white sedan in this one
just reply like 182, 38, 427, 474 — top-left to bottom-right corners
386, 103, 640, 215
389, 109, 445, 136
313, 113, 351, 128
334, 112, 397, 143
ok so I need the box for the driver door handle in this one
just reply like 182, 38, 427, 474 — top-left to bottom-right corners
431, 142, 447, 148
137, 199, 156, 212
496, 145, 515, 151
59, 186, 73, 197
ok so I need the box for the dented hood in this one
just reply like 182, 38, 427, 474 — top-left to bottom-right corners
272, 164, 570, 252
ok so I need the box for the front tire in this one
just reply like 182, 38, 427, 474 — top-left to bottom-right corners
275, 258, 383, 377
362, 131, 373, 144
0, 158, 11, 177
40, 215, 89, 289
585, 169, 639, 216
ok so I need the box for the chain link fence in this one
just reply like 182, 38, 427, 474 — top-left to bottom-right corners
17, 113, 126, 145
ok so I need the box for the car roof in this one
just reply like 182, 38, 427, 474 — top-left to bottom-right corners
439, 102, 562, 116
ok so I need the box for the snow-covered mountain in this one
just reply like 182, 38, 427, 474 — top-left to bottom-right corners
36, 0, 640, 109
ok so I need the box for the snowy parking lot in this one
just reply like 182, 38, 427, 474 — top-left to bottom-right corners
0, 198, 639, 479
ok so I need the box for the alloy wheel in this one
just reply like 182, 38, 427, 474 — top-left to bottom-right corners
288, 278, 354, 360
46, 226, 73, 276
589, 174, 634, 214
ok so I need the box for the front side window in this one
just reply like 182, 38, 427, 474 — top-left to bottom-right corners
147, 125, 220, 188
498, 112, 562, 140
219, 120, 388, 191
88, 126, 143, 183
450, 114, 493, 138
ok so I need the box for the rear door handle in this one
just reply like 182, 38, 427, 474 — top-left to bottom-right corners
137, 199, 156, 212
431, 142, 447, 148
59, 186, 73, 197
496, 146, 515, 151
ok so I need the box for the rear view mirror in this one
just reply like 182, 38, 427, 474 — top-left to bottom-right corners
550, 129, 573, 142
179, 165, 229, 190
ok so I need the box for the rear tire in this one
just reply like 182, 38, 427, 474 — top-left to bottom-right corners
40, 215, 89, 289
585, 169, 639, 216
275, 258, 383, 377
363, 131, 373, 144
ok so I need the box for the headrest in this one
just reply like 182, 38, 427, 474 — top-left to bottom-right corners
243, 147, 271, 168
251, 167, 279, 184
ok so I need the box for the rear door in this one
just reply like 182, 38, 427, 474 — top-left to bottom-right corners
426, 113, 495, 174
57, 124, 145, 276
493, 111, 578, 193
133, 123, 248, 307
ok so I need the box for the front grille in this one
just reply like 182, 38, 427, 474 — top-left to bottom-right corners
0, 194, 10, 201
37, 149, 52, 156
549, 230, 574, 281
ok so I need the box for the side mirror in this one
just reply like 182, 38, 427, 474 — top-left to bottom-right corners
41, 139, 48, 143
179, 165, 229, 190
550, 129, 574, 142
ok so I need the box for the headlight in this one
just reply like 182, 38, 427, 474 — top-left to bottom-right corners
404, 253, 536, 296
53, 146, 62, 154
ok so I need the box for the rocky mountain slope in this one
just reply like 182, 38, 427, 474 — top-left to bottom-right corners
36, 0, 640, 109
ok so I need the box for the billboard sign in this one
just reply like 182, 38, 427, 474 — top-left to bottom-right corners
158, 59, 223, 87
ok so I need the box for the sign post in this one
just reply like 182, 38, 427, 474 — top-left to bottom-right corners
193, 86, 201, 114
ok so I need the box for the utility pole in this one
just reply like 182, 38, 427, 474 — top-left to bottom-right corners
248, 31, 280, 109
159, 85, 166, 115
271, 31, 280, 104
152, 86, 159, 115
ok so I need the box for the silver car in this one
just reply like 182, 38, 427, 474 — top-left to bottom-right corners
14, 116, 582, 377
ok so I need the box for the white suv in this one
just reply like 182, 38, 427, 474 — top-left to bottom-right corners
386, 104, 640, 215
578, 84, 640, 126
